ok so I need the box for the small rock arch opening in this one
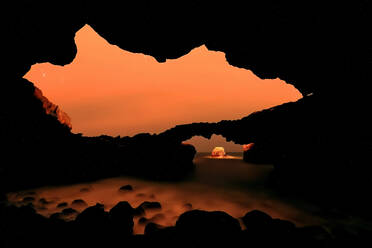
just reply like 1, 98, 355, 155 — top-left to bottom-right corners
183, 134, 244, 160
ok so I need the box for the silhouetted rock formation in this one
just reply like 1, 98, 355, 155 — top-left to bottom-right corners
241, 209, 272, 231
176, 209, 241, 246
50, 208, 80, 222
138, 201, 162, 211
71, 199, 87, 208
62, 208, 78, 215
119, 184, 133, 191
144, 222, 168, 235
108, 201, 134, 236
75, 203, 109, 232
133, 206, 146, 217
39, 198, 50, 205
56, 202, 68, 208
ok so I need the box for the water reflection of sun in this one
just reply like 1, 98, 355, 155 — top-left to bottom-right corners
206, 146, 242, 159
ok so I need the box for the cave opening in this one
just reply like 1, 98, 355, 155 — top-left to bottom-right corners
24, 24, 302, 145
4, 3, 372, 245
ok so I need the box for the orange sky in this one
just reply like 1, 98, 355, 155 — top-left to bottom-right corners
24, 25, 302, 152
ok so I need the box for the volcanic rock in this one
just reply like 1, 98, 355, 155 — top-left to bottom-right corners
176, 209, 241, 245
241, 210, 273, 231
119, 184, 133, 191
57, 202, 68, 208
138, 201, 162, 210
108, 201, 134, 235
71, 199, 88, 207
62, 208, 78, 215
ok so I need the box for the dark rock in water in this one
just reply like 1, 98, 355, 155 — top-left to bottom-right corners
138, 217, 149, 225
62, 208, 78, 215
50, 212, 62, 220
138, 213, 165, 226
176, 210, 241, 233
144, 222, 178, 245
183, 203, 192, 210
133, 206, 145, 217
151, 213, 165, 222
71, 199, 88, 207
18, 204, 37, 215
39, 198, 50, 205
23, 196, 35, 203
240, 210, 298, 247
119, 184, 133, 191
95, 203, 104, 208
271, 218, 296, 232
176, 210, 241, 244
109, 201, 133, 215
144, 222, 166, 235
241, 210, 273, 231
108, 201, 134, 235
138, 201, 161, 210
57, 202, 68, 208
241, 210, 297, 235
75, 203, 109, 231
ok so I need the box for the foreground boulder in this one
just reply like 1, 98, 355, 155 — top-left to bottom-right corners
73, 203, 110, 246
241, 209, 273, 231
144, 222, 167, 235
75, 203, 109, 230
108, 201, 134, 235
176, 210, 241, 245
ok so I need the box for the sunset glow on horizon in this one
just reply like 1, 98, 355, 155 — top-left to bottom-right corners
24, 25, 302, 151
